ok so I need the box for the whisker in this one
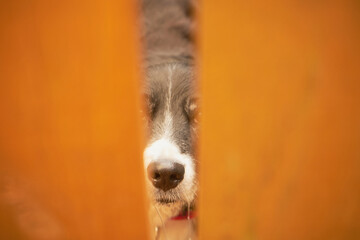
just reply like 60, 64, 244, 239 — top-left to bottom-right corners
154, 205, 168, 240
182, 191, 193, 240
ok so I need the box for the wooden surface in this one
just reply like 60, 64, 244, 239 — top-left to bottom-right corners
0, 0, 149, 239
198, 0, 360, 239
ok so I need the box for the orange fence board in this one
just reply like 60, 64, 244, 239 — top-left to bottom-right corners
0, 0, 148, 239
199, 1, 360, 239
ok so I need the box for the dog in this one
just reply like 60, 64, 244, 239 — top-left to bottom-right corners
140, 0, 198, 238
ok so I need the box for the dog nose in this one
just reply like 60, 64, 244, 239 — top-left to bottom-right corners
147, 161, 185, 192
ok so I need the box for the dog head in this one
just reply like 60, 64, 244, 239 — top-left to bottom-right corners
142, 62, 198, 221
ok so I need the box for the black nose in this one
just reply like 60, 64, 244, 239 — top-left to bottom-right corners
147, 161, 185, 192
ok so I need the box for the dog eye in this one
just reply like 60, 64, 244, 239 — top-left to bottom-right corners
184, 98, 199, 123
143, 93, 158, 120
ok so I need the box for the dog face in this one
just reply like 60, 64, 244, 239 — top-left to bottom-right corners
143, 63, 198, 219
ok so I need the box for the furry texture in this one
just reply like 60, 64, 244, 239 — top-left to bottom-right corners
140, 0, 198, 229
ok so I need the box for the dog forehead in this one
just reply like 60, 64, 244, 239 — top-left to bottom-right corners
145, 64, 194, 98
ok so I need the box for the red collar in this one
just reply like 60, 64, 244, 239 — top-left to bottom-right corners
171, 211, 196, 220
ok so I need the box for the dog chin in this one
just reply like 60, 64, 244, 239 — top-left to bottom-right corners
149, 199, 184, 227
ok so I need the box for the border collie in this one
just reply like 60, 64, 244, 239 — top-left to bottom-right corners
140, 0, 198, 237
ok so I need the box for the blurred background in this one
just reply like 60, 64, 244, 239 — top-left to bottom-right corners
1, 0, 359, 239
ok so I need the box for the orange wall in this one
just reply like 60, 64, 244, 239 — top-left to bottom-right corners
1, 0, 360, 239
0, 0, 148, 239
199, 0, 360, 239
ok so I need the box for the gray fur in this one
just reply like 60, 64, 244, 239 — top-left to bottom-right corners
140, 0, 195, 66
140, 0, 197, 159
140, 0, 198, 228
